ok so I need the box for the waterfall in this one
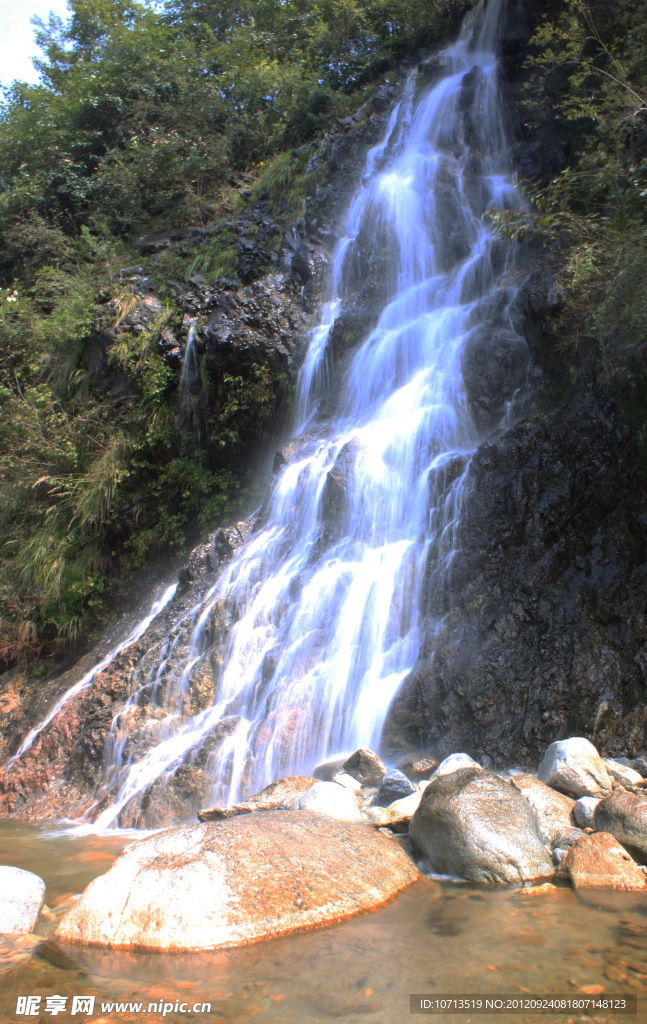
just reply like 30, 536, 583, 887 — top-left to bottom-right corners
175, 320, 204, 448
7, 0, 529, 828
5, 583, 178, 766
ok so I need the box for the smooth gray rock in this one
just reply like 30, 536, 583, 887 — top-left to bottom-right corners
376, 769, 416, 807
573, 796, 601, 830
510, 773, 575, 844
633, 755, 647, 778
409, 768, 554, 885
433, 753, 481, 778
537, 738, 612, 798
594, 788, 647, 860
0, 867, 46, 934
295, 781, 362, 822
313, 757, 348, 782
604, 759, 643, 788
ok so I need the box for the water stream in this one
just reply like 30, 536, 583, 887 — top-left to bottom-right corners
5, 0, 529, 829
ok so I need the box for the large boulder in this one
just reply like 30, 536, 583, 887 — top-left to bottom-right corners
294, 781, 361, 822
563, 832, 647, 891
0, 867, 46, 934
594, 788, 647, 861
409, 768, 554, 885
55, 812, 418, 951
510, 772, 575, 844
537, 738, 612, 799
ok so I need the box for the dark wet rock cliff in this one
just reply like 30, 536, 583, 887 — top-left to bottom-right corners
384, 394, 647, 765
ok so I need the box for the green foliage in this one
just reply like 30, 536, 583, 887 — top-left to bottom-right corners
494, 0, 647, 412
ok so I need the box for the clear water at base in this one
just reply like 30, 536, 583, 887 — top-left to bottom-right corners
1, 823, 645, 1024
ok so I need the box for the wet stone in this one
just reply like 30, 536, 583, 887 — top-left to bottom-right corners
374, 791, 423, 832
594, 788, 647, 861
604, 759, 644, 788
537, 738, 612, 799
294, 780, 361, 822
564, 832, 647, 891
510, 772, 576, 845
574, 796, 601, 830
313, 757, 348, 782
433, 752, 482, 778
409, 768, 554, 885
375, 769, 416, 806
55, 812, 419, 951
396, 754, 439, 782
198, 776, 317, 822
632, 755, 647, 778
342, 748, 387, 788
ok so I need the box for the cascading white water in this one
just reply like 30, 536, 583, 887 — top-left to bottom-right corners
5, 582, 178, 766
176, 320, 203, 447
7, 0, 529, 828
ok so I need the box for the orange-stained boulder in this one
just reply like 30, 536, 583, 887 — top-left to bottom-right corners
55, 811, 418, 951
564, 832, 647, 891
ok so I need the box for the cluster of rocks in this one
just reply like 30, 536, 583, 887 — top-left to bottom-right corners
196, 736, 647, 892
2, 735, 645, 956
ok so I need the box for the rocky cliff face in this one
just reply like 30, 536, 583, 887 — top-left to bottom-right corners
384, 393, 647, 765
383, 10, 647, 765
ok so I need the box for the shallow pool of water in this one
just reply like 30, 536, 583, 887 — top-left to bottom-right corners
0, 820, 645, 1024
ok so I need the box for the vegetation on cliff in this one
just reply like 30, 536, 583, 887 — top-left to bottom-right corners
0, 0, 475, 666
501, 0, 647, 420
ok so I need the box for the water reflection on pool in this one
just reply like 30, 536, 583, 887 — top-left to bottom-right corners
0, 820, 645, 1023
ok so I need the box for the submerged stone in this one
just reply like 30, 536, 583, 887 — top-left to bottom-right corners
54, 812, 419, 951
